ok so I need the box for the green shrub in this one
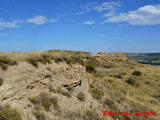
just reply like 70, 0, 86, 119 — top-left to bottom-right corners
0, 56, 17, 70
0, 104, 22, 120
0, 78, 3, 86
85, 58, 100, 67
29, 92, 52, 111
54, 57, 63, 63
132, 71, 142, 76
86, 65, 96, 73
125, 78, 136, 85
39, 92, 52, 111
84, 110, 101, 120
104, 98, 118, 111
77, 92, 85, 101
27, 56, 39, 68
27, 54, 53, 68
54, 56, 84, 65
114, 74, 122, 79
29, 96, 40, 105
103, 63, 114, 68
90, 87, 104, 100
0, 63, 8, 70
40, 54, 53, 64
108, 79, 113, 83
104, 98, 114, 106
145, 81, 150, 84
33, 110, 46, 120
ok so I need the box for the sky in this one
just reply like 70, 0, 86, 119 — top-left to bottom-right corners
0, 0, 160, 53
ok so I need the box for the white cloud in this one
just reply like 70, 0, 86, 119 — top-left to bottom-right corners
27, 15, 47, 25
103, 10, 115, 17
0, 21, 20, 29
104, 4, 160, 25
27, 15, 57, 25
94, 2, 121, 12
0, 33, 8, 36
49, 19, 57, 23
83, 21, 95, 25
80, 1, 121, 14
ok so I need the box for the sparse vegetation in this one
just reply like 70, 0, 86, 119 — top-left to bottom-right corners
132, 70, 142, 76
84, 110, 101, 120
0, 56, 17, 70
1, 50, 160, 120
77, 92, 85, 101
114, 74, 122, 79
29, 96, 40, 105
33, 110, 46, 120
0, 78, 3, 86
145, 81, 150, 84
29, 92, 52, 111
39, 92, 52, 111
125, 77, 136, 85
86, 65, 96, 73
104, 98, 118, 111
0, 104, 22, 120
90, 86, 104, 100
27, 56, 39, 68
27, 54, 53, 68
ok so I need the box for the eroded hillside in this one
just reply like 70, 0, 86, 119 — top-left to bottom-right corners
0, 50, 160, 120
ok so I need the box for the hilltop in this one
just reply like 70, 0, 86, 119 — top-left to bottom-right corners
0, 50, 160, 120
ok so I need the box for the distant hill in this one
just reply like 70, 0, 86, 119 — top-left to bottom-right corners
125, 53, 160, 65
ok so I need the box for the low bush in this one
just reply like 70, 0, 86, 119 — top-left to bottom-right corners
39, 92, 52, 111
85, 57, 100, 67
0, 78, 3, 86
114, 74, 122, 79
145, 81, 150, 84
27, 54, 54, 68
125, 78, 136, 85
33, 110, 46, 120
90, 87, 104, 100
104, 98, 118, 111
86, 65, 96, 73
54, 57, 63, 63
84, 110, 101, 120
29, 92, 52, 111
0, 56, 17, 70
132, 71, 142, 76
77, 92, 85, 101
29, 96, 40, 105
54, 56, 84, 65
27, 56, 39, 68
0, 104, 22, 120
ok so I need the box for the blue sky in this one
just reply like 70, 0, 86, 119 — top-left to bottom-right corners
0, 0, 160, 53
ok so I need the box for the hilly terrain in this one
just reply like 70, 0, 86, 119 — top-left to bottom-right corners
0, 50, 160, 120
126, 53, 160, 65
